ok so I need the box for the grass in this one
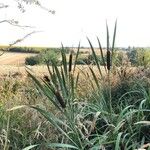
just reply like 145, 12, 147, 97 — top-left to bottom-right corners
0, 22, 150, 149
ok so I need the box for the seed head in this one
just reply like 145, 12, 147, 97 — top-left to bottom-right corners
106, 50, 111, 71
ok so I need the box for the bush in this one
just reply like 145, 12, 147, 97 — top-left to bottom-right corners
25, 49, 61, 65
127, 48, 150, 67
25, 56, 41, 65
76, 54, 107, 66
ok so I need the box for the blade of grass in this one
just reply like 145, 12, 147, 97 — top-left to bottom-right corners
46, 143, 79, 149
89, 67, 100, 89
61, 43, 67, 77
97, 36, 107, 73
106, 21, 110, 52
115, 132, 123, 150
73, 42, 80, 73
31, 106, 79, 147
22, 144, 39, 150
87, 37, 103, 77
111, 20, 117, 65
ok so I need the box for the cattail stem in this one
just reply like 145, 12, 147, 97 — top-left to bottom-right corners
108, 70, 112, 119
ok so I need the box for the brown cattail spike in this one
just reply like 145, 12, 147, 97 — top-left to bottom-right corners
55, 90, 66, 109
106, 50, 111, 71
69, 51, 73, 72
43, 75, 50, 83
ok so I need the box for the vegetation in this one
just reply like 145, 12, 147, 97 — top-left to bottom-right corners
127, 47, 150, 67
25, 48, 69, 65
8, 47, 40, 53
0, 23, 150, 149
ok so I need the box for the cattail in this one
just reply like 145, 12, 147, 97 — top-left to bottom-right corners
55, 90, 66, 109
43, 75, 50, 83
106, 50, 111, 71
68, 51, 73, 72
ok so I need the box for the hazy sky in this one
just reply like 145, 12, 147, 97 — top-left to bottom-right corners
0, 0, 150, 47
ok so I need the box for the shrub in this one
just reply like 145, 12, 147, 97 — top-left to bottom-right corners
127, 48, 150, 67
25, 49, 61, 65
25, 56, 41, 65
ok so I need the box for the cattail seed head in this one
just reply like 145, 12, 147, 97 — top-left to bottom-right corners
43, 75, 50, 83
55, 90, 66, 109
106, 50, 111, 71
69, 51, 73, 72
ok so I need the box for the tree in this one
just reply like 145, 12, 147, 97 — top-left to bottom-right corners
0, 0, 55, 47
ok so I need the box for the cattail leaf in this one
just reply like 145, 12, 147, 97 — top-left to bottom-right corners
53, 63, 68, 98
70, 73, 75, 99
134, 121, 150, 125
73, 42, 80, 73
117, 105, 134, 123
26, 69, 62, 111
115, 132, 123, 150
75, 72, 80, 90
111, 20, 117, 65
97, 36, 107, 73
60, 67, 68, 97
106, 21, 110, 51
87, 37, 103, 77
89, 67, 100, 89
22, 144, 39, 150
46, 143, 78, 149
61, 43, 67, 77
31, 106, 78, 146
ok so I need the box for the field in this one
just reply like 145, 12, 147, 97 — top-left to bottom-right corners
0, 52, 37, 65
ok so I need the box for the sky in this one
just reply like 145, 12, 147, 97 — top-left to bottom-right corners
0, 0, 150, 47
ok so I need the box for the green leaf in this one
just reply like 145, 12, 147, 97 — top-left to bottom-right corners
31, 106, 78, 147
26, 69, 62, 111
134, 121, 150, 125
97, 36, 107, 73
22, 144, 39, 150
73, 42, 80, 73
46, 143, 79, 149
61, 43, 67, 77
87, 37, 103, 77
115, 132, 122, 150
106, 21, 110, 51
111, 20, 117, 65
89, 67, 100, 89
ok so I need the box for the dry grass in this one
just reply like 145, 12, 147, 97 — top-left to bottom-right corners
0, 52, 37, 65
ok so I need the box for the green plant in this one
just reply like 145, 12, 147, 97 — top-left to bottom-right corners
25, 49, 61, 66
127, 48, 150, 67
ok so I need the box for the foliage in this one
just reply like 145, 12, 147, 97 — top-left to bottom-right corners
127, 48, 150, 67
8, 47, 40, 53
25, 49, 61, 65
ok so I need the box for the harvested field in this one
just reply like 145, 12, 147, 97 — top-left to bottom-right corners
0, 52, 37, 65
